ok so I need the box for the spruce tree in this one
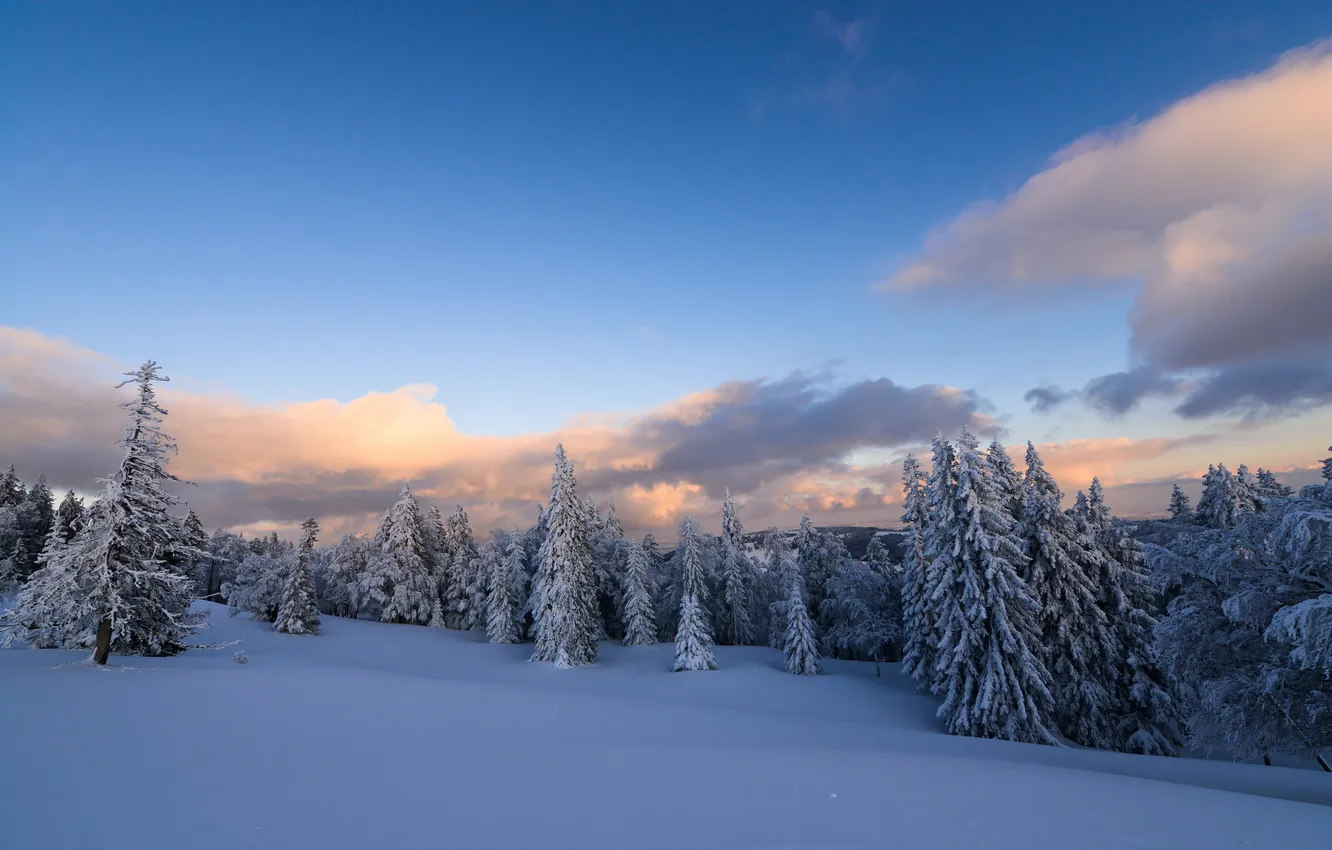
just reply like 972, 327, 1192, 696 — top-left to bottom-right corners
55, 490, 84, 542
1022, 448, 1117, 747
530, 444, 599, 667
365, 485, 435, 625
1168, 484, 1192, 522
1254, 468, 1292, 500
486, 529, 528, 644
899, 453, 931, 685
620, 538, 659, 646
907, 435, 957, 692
423, 502, 449, 624
1, 362, 199, 663
443, 505, 478, 629
326, 533, 371, 618
717, 489, 756, 645
933, 430, 1054, 744
592, 499, 627, 639
14, 474, 55, 582
673, 515, 717, 671
0, 466, 24, 506
275, 518, 321, 635
987, 439, 1023, 522
781, 554, 820, 675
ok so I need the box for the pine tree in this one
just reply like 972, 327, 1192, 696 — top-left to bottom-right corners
933, 430, 1054, 744
987, 439, 1023, 522
364, 485, 435, 625
906, 436, 957, 691
530, 445, 599, 667
716, 489, 756, 645
443, 505, 479, 629
275, 518, 321, 635
1254, 468, 1293, 501
899, 453, 932, 685
326, 533, 371, 618
9, 511, 72, 648
1168, 484, 1193, 521
55, 491, 84, 542
781, 554, 820, 675
643, 529, 674, 638
1021, 449, 1117, 747
673, 515, 717, 671
1, 362, 200, 663
592, 499, 627, 639
13, 474, 55, 582
620, 538, 659, 646
0, 466, 24, 506
486, 530, 528, 644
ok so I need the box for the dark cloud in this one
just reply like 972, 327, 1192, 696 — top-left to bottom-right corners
1082, 369, 1183, 416
1023, 385, 1076, 414
600, 373, 990, 498
1173, 360, 1332, 421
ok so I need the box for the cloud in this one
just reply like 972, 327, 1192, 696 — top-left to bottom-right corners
0, 327, 988, 540
1081, 369, 1184, 416
884, 42, 1332, 420
1173, 360, 1332, 421
1023, 385, 1076, 413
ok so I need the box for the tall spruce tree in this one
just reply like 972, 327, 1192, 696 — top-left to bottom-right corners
13, 474, 55, 582
592, 499, 627, 639
717, 489, 756, 645
1168, 484, 1193, 521
620, 538, 659, 646
275, 518, 321, 635
906, 435, 957, 692
1021, 447, 1117, 747
530, 445, 599, 667
486, 529, 529, 644
781, 553, 820, 675
673, 515, 717, 671
55, 490, 84, 542
932, 430, 1054, 744
326, 533, 371, 618
987, 439, 1023, 522
444, 505, 482, 630
1, 362, 200, 663
899, 453, 932, 684
365, 485, 435, 625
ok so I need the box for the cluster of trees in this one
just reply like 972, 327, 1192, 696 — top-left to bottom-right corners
1146, 449, 1332, 768
3, 358, 1328, 765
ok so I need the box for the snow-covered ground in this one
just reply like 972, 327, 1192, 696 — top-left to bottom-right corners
2, 602, 1329, 849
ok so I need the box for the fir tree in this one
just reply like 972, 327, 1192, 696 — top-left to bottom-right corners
1, 362, 200, 663
1255, 468, 1292, 500
933, 430, 1054, 744
643, 529, 674, 638
716, 489, 756, 645
530, 445, 599, 667
13, 474, 55, 582
1022, 447, 1117, 747
325, 533, 371, 618
1168, 484, 1192, 522
620, 538, 659, 646
364, 485, 435, 625
486, 529, 528, 644
781, 554, 820, 675
55, 490, 84, 542
987, 439, 1023, 522
443, 505, 479, 629
899, 453, 932, 685
592, 498, 627, 639
0, 466, 24, 506
275, 518, 321, 635
673, 515, 717, 671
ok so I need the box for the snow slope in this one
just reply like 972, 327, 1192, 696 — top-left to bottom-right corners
2, 602, 1329, 850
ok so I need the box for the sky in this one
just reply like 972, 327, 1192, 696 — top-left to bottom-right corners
3, 1, 1331, 540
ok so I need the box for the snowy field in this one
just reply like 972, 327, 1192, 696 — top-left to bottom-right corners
3, 602, 1330, 850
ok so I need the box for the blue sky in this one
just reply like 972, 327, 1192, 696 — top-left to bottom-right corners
3, 2, 1331, 534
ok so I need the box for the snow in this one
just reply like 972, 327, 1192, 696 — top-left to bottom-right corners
2, 601, 1330, 849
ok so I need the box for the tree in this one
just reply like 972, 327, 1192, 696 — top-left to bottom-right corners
19, 511, 73, 648
325, 533, 371, 618
1168, 484, 1193, 522
620, 538, 659, 646
1020, 447, 1117, 747
716, 489, 756, 645
274, 518, 321, 634
486, 530, 529, 644
364, 485, 435, 625
530, 444, 599, 667
1255, 469, 1292, 501
781, 553, 820, 675
673, 515, 717, 671
443, 505, 479, 629
12, 474, 55, 582
823, 555, 901, 674
592, 499, 627, 639
0, 465, 24, 506
643, 529, 674, 639
932, 430, 1054, 744
987, 439, 1023, 522
1, 362, 201, 663
226, 545, 292, 622
904, 437, 956, 692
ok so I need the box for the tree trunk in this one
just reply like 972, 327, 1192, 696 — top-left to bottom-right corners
1262, 748, 1271, 767
874, 658, 881, 678
93, 617, 112, 665
1315, 752, 1331, 773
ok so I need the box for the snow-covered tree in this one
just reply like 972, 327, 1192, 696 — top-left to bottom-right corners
932, 430, 1054, 744
716, 489, 756, 645
1168, 484, 1193, 522
1021, 447, 1117, 747
905, 438, 957, 691
781, 553, 820, 675
227, 545, 292, 622
1, 362, 201, 663
442, 505, 479, 629
486, 529, 529, 644
11, 474, 55, 582
530, 445, 599, 667
823, 555, 901, 674
274, 518, 321, 635
364, 485, 435, 625
1195, 463, 1255, 529
643, 529, 676, 639
620, 537, 659, 646
899, 453, 931, 685
673, 515, 717, 672
55, 490, 84, 542
9, 511, 72, 648
592, 499, 627, 639
1255, 468, 1293, 501
987, 439, 1023, 522
324, 533, 371, 618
